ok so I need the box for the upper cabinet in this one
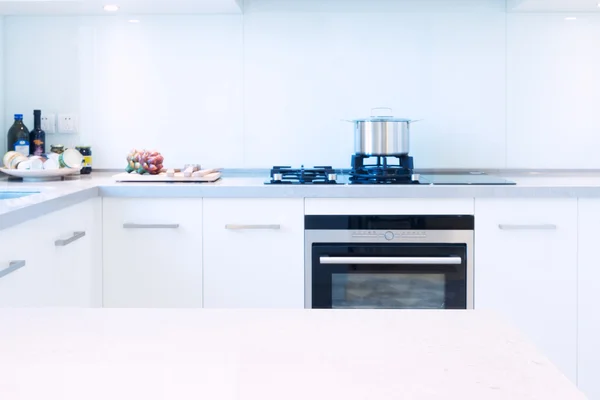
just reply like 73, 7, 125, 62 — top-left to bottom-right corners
0, 0, 242, 15
511, 0, 600, 12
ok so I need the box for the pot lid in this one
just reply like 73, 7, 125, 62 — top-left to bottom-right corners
352, 116, 412, 122
352, 107, 412, 123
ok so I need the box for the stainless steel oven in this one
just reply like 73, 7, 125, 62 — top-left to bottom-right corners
305, 215, 474, 309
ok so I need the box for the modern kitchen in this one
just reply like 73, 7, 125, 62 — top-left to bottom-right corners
0, 0, 598, 399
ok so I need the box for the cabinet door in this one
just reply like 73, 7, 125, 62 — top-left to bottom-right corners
103, 198, 203, 308
578, 199, 600, 398
475, 198, 577, 382
0, 216, 54, 307
0, 198, 101, 308
45, 198, 101, 307
203, 198, 304, 308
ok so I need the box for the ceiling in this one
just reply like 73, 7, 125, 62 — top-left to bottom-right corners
0, 0, 597, 16
0, 0, 243, 15
514, 0, 600, 12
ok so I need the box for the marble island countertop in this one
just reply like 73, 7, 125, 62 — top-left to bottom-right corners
0, 309, 585, 400
3, 170, 600, 231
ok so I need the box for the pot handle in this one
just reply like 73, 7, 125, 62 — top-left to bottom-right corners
409, 119, 423, 123
371, 107, 393, 117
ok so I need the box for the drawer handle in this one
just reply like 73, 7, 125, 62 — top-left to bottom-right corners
0, 261, 26, 279
320, 257, 462, 265
498, 224, 557, 231
55, 231, 86, 247
225, 224, 281, 230
123, 223, 180, 229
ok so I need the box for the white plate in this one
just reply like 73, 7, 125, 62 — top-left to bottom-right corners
0, 167, 80, 179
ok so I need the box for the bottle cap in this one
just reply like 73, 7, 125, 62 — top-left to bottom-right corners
14, 114, 23, 119
33, 110, 41, 116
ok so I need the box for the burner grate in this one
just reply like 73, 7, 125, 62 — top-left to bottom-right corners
350, 155, 419, 185
268, 165, 338, 185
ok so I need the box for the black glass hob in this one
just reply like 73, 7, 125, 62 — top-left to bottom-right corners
419, 174, 516, 185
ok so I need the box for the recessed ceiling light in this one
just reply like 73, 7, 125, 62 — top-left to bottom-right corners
128, 19, 140, 23
103, 4, 119, 12
565, 17, 577, 20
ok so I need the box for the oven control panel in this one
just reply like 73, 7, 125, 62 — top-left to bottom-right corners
351, 231, 428, 240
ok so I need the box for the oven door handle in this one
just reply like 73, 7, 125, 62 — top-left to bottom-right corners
319, 256, 462, 265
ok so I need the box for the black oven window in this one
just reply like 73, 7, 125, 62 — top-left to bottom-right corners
331, 273, 446, 309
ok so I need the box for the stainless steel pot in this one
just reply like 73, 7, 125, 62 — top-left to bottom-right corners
350, 108, 419, 156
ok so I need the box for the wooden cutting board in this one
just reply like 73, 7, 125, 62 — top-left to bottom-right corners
113, 171, 221, 183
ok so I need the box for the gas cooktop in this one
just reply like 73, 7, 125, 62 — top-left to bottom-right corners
266, 166, 515, 185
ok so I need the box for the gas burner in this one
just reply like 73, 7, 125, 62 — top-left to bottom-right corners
350, 155, 419, 185
267, 166, 338, 185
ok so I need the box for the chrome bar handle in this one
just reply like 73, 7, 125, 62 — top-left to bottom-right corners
498, 224, 557, 231
0, 261, 26, 279
320, 257, 462, 265
55, 231, 86, 247
123, 223, 180, 229
371, 107, 393, 117
225, 224, 281, 230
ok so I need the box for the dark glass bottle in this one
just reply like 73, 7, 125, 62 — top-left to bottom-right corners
30, 110, 46, 156
7, 114, 30, 156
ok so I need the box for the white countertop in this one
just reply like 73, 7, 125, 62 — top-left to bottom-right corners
0, 309, 585, 400
4, 171, 600, 231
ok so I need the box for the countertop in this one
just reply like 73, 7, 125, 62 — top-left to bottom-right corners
0, 309, 585, 400
4, 170, 600, 231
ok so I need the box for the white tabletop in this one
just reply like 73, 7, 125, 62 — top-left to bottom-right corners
0, 309, 585, 400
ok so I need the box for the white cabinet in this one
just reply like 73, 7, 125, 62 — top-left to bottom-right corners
0, 198, 101, 307
577, 199, 600, 399
103, 198, 203, 308
203, 198, 304, 308
474, 198, 578, 382
0, 217, 52, 307
45, 198, 102, 307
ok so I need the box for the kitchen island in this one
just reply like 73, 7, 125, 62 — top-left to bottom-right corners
0, 309, 585, 400
1, 171, 600, 398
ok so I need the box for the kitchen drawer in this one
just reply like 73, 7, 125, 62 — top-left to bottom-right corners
203, 198, 304, 308
474, 198, 577, 382
103, 198, 203, 308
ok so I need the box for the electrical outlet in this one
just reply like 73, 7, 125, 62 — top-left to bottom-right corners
58, 114, 77, 134
41, 113, 56, 134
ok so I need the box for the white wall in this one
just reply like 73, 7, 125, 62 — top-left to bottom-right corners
2, 0, 599, 170
5, 17, 81, 154
507, 13, 600, 169
4, 15, 243, 168
243, 0, 506, 169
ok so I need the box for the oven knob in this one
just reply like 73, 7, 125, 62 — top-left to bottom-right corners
384, 231, 394, 241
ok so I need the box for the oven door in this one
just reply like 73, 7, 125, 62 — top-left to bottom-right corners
311, 244, 468, 309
